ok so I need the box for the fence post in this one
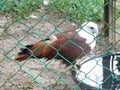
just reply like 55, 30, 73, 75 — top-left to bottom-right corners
104, 0, 116, 50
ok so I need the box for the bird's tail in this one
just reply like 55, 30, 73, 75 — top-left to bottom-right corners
12, 45, 33, 61
12, 40, 55, 61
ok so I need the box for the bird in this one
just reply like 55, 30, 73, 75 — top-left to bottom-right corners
12, 22, 99, 66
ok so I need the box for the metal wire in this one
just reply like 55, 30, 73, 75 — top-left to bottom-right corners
0, 0, 120, 90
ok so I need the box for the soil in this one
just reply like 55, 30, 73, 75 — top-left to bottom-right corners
0, 12, 81, 90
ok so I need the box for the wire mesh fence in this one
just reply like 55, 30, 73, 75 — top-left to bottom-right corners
0, 0, 120, 90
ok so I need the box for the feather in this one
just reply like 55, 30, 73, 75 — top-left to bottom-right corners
12, 22, 99, 66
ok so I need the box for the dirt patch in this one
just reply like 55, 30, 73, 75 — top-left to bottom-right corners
0, 13, 80, 90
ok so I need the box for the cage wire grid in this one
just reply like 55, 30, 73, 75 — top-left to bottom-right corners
0, 0, 120, 90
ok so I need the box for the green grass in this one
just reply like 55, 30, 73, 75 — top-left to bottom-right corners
0, 0, 120, 23
47, 0, 104, 22
0, 0, 41, 19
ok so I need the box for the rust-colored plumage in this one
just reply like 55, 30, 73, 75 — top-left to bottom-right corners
12, 22, 99, 66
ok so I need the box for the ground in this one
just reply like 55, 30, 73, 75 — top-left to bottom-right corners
0, 13, 81, 90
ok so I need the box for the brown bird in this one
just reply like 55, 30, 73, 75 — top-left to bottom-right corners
12, 22, 99, 66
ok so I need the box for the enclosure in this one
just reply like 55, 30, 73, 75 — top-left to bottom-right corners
0, 0, 120, 90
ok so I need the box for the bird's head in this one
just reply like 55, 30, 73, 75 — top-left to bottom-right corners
81, 22, 99, 37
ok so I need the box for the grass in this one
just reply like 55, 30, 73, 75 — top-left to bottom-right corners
47, 0, 104, 22
0, 0, 41, 19
0, 0, 119, 23
0, 0, 104, 22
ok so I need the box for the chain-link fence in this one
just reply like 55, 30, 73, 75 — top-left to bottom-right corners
0, 0, 120, 90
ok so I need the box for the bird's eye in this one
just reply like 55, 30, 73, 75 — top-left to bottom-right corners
90, 27, 94, 29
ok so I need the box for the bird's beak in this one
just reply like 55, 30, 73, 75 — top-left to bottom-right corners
92, 28, 99, 36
